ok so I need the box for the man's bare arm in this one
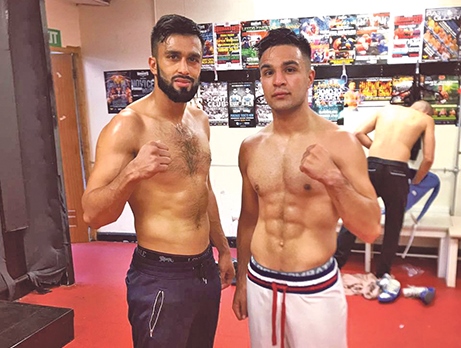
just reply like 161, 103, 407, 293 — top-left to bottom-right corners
412, 118, 435, 184
354, 112, 378, 149
300, 133, 381, 243
82, 115, 170, 228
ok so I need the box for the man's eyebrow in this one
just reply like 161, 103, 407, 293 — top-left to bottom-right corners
260, 60, 300, 70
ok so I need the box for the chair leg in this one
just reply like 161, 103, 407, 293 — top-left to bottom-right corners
365, 243, 372, 273
446, 238, 459, 288
438, 235, 449, 278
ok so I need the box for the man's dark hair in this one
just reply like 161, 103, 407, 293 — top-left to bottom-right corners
255, 28, 312, 61
151, 14, 204, 56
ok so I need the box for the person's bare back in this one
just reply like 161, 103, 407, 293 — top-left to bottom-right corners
354, 101, 435, 184
368, 105, 433, 162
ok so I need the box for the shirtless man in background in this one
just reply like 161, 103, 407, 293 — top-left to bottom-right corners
82, 14, 234, 348
335, 100, 435, 278
232, 28, 381, 348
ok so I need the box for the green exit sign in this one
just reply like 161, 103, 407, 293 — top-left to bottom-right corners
49, 29, 62, 47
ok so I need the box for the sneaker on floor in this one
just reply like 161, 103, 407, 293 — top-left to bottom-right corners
377, 273, 401, 303
403, 286, 436, 305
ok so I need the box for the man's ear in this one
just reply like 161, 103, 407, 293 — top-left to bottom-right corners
148, 56, 157, 76
308, 68, 316, 87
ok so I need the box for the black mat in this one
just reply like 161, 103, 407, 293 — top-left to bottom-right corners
0, 301, 74, 348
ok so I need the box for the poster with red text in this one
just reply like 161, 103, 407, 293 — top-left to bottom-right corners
389, 13, 424, 63
214, 23, 242, 70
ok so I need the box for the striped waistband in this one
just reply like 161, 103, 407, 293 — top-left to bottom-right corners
135, 244, 212, 263
247, 256, 338, 294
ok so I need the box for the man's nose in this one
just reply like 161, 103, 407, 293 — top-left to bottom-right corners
177, 58, 190, 75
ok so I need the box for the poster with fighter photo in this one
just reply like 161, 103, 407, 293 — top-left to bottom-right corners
311, 79, 345, 122
270, 18, 300, 34
356, 77, 393, 101
299, 16, 331, 65
421, 75, 459, 124
241, 20, 270, 69
130, 70, 154, 102
389, 13, 424, 63
422, 7, 461, 62
214, 23, 242, 70
355, 13, 390, 64
390, 76, 414, 105
105, 71, 132, 113
198, 23, 215, 70
228, 81, 256, 128
254, 80, 272, 127
200, 81, 229, 126
328, 14, 357, 65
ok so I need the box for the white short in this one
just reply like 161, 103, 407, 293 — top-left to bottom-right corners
247, 257, 348, 348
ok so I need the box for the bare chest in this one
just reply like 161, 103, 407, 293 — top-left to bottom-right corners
247, 145, 324, 197
142, 123, 211, 177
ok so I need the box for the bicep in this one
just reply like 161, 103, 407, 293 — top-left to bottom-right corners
85, 125, 136, 193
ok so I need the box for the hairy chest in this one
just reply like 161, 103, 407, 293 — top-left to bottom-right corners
142, 123, 211, 177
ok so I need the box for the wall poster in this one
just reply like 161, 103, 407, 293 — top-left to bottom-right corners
104, 69, 154, 114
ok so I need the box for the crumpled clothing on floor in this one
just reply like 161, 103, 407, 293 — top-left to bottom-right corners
341, 273, 380, 300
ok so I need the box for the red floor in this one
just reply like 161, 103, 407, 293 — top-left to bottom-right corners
18, 241, 461, 347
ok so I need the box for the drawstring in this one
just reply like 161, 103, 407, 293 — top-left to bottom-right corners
271, 282, 288, 348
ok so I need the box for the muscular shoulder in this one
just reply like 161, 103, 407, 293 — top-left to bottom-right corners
238, 128, 268, 166
97, 108, 144, 153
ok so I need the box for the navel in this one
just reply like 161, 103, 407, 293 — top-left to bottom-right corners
304, 184, 311, 191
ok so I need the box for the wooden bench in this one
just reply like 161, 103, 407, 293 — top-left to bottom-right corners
363, 213, 451, 279
446, 216, 461, 287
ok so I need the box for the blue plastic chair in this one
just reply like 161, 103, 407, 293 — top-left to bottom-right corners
402, 170, 441, 258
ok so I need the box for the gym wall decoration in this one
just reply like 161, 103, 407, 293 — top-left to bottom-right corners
228, 81, 256, 128
199, 81, 229, 126
104, 70, 154, 114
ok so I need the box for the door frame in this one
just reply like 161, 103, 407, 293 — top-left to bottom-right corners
50, 46, 96, 241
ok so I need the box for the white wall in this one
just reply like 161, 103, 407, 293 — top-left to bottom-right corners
45, 0, 461, 235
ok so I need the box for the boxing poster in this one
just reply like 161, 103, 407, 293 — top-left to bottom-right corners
355, 77, 392, 102
130, 70, 154, 102
422, 7, 461, 62
311, 79, 345, 122
254, 80, 272, 127
227, 81, 256, 128
389, 13, 424, 63
214, 23, 242, 70
104, 70, 154, 114
240, 20, 270, 69
269, 18, 300, 34
299, 16, 331, 65
328, 14, 357, 65
421, 75, 459, 125
199, 81, 229, 126
355, 13, 390, 64
198, 23, 215, 70
390, 76, 414, 105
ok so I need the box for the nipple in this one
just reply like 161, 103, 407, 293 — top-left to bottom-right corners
279, 240, 284, 247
